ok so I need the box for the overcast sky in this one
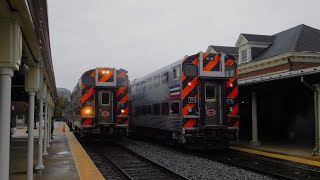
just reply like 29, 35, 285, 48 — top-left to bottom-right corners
47, 0, 320, 91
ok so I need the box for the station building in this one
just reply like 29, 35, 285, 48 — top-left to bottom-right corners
208, 24, 320, 156
1, 0, 56, 179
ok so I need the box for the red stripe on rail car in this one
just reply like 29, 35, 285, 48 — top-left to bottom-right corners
203, 54, 220, 71
233, 120, 239, 128
182, 77, 198, 99
81, 87, 95, 104
124, 120, 129, 125
121, 107, 129, 115
184, 119, 196, 128
182, 72, 186, 81
90, 71, 96, 77
120, 94, 129, 103
117, 71, 126, 78
225, 59, 235, 66
228, 103, 239, 116
116, 118, 122, 124
116, 87, 126, 97
83, 118, 93, 125
228, 86, 238, 98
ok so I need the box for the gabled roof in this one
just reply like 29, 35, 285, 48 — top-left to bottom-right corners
242, 34, 276, 44
208, 45, 238, 55
254, 24, 320, 61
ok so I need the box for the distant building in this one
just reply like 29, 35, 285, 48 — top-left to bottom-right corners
208, 24, 320, 155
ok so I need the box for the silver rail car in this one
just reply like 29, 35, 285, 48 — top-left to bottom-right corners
129, 52, 238, 148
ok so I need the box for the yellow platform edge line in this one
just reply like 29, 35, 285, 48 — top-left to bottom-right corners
65, 123, 105, 180
229, 146, 320, 167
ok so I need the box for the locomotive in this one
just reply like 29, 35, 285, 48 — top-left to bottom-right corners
65, 67, 129, 137
128, 52, 238, 148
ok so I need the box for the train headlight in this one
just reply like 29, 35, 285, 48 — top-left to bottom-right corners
229, 83, 233, 87
81, 106, 94, 117
85, 109, 91, 114
121, 109, 125, 113
188, 82, 192, 86
102, 70, 110, 75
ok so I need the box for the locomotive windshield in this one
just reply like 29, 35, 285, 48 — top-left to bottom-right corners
184, 64, 198, 77
82, 76, 95, 87
117, 77, 127, 87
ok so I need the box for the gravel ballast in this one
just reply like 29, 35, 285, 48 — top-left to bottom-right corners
119, 138, 274, 180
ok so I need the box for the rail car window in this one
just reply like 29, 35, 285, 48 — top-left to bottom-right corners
82, 76, 95, 87
135, 105, 140, 115
171, 102, 180, 115
173, 67, 180, 80
153, 103, 160, 115
137, 83, 141, 93
205, 85, 216, 101
161, 72, 169, 85
147, 78, 152, 90
161, 102, 169, 115
225, 66, 236, 78
153, 75, 160, 88
147, 105, 152, 115
183, 64, 198, 77
101, 92, 110, 105
141, 105, 146, 115
141, 81, 146, 92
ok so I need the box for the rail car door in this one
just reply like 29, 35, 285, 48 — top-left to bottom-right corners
98, 90, 113, 123
203, 81, 222, 126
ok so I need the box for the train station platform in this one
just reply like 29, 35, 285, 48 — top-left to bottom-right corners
9, 122, 104, 180
230, 141, 320, 167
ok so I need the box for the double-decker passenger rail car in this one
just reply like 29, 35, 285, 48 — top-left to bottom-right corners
65, 67, 129, 137
129, 52, 238, 148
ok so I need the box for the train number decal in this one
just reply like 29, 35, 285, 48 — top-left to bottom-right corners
188, 97, 197, 103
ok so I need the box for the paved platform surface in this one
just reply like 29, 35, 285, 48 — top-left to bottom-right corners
230, 140, 320, 167
9, 122, 104, 180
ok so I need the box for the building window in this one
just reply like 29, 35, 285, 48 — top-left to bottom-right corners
153, 75, 160, 88
171, 102, 180, 115
161, 102, 169, 115
147, 105, 152, 115
241, 50, 247, 62
153, 103, 160, 115
161, 72, 169, 85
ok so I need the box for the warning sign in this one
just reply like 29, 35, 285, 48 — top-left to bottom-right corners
102, 111, 109, 117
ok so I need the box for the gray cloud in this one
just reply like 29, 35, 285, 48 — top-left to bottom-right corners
48, 0, 320, 90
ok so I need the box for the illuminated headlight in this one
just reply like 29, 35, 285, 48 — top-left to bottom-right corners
188, 82, 192, 86
102, 70, 110, 75
121, 109, 125, 113
188, 107, 192, 112
85, 109, 91, 114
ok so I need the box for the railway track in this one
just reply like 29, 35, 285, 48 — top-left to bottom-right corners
98, 144, 190, 180
207, 150, 320, 180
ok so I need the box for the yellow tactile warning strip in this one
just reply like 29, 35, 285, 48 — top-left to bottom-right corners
65, 123, 105, 180
229, 146, 320, 167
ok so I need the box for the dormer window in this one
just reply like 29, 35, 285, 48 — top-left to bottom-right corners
241, 50, 248, 62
